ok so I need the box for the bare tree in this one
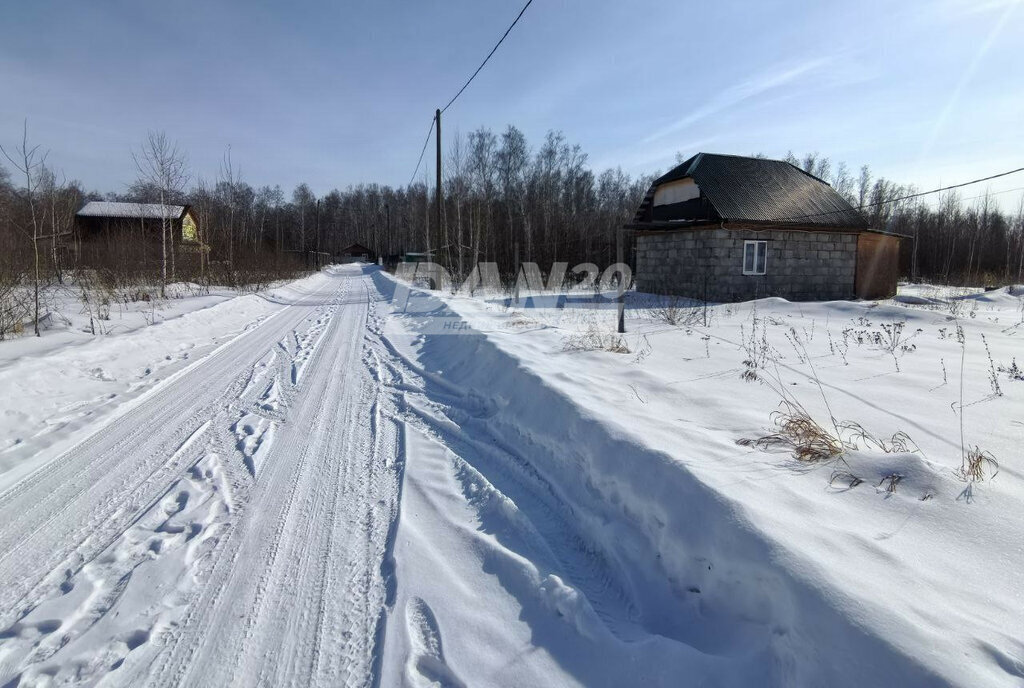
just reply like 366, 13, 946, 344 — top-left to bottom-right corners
445, 131, 468, 279
1, 121, 49, 336
1014, 193, 1024, 282
293, 183, 315, 258
468, 127, 497, 267
857, 165, 872, 210
219, 147, 241, 271
133, 131, 189, 297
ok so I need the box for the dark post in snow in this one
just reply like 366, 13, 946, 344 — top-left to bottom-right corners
315, 198, 321, 269
617, 227, 625, 334
514, 240, 520, 306
435, 108, 442, 288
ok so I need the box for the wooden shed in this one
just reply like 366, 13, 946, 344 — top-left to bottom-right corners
855, 230, 902, 300
337, 242, 376, 264
76, 201, 199, 243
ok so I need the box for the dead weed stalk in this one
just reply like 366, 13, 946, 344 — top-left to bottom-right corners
738, 398, 844, 463
955, 446, 999, 483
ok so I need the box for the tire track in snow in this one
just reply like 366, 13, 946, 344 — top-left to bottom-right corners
0, 289, 339, 683
0, 269, 407, 686
0, 450, 233, 685
0, 277, 338, 586
366, 334, 647, 644
138, 270, 404, 688
141, 288, 361, 686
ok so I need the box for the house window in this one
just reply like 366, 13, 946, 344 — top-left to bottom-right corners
743, 240, 767, 275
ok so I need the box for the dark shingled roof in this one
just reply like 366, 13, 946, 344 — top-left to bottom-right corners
339, 242, 375, 255
633, 153, 867, 229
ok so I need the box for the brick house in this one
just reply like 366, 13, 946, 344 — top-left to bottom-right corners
627, 153, 900, 301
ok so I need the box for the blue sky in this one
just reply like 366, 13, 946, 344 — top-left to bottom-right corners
2, 0, 1022, 208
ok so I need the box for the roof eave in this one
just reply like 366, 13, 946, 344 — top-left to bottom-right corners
719, 217, 868, 230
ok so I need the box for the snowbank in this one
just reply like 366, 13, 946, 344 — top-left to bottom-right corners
0, 271, 333, 489
376, 269, 1024, 687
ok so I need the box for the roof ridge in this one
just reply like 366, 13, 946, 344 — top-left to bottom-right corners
785, 163, 830, 186
641, 152, 864, 228
685, 152, 704, 176
692, 153, 834, 187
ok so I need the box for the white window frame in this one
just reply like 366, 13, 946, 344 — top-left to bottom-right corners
742, 240, 768, 276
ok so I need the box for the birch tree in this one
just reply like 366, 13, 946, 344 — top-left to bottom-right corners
1, 122, 49, 336
133, 131, 189, 297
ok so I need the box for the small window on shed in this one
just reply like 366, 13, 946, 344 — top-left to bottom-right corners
743, 240, 767, 275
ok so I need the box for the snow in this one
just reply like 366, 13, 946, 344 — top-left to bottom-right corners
0, 265, 1022, 686
76, 201, 186, 219
0, 275, 331, 489
374, 273, 1024, 687
0, 267, 401, 686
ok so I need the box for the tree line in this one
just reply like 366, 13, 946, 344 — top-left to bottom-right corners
2, 122, 1023, 333
776, 151, 1024, 285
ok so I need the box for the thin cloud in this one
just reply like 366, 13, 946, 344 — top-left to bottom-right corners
939, 0, 1022, 17
591, 137, 719, 177
918, 0, 1019, 161
640, 57, 834, 146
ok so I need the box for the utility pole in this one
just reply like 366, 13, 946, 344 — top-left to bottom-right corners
514, 240, 520, 306
315, 198, 321, 269
384, 203, 391, 265
435, 108, 442, 283
616, 227, 625, 333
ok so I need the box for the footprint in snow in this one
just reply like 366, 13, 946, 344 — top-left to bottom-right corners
89, 367, 116, 382
405, 597, 465, 688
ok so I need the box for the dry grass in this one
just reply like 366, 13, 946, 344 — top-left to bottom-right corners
739, 311, 779, 383
506, 310, 542, 330
955, 446, 999, 483
738, 399, 844, 463
877, 473, 904, 494
839, 423, 922, 455
562, 325, 630, 354
828, 468, 863, 489
0, 281, 32, 340
998, 358, 1024, 381
650, 292, 705, 328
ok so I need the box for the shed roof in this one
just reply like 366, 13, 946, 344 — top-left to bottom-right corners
77, 201, 188, 220
339, 242, 375, 254
635, 153, 867, 229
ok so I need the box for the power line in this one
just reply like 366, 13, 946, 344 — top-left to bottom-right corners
860, 166, 1024, 209
781, 165, 1024, 222
408, 0, 534, 187
440, 0, 534, 114
408, 119, 435, 185
952, 185, 1024, 204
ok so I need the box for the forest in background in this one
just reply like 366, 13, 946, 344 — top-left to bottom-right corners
2, 122, 1024, 336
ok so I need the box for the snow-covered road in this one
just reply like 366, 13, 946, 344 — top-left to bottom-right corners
0, 266, 406, 686
2, 266, 1020, 687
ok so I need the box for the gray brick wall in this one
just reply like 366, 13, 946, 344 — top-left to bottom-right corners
635, 228, 857, 302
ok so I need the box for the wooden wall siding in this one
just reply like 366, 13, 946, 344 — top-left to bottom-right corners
635, 227, 858, 302
77, 216, 188, 241
855, 233, 900, 300
182, 211, 199, 243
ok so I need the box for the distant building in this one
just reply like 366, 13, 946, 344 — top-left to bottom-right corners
627, 153, 901, 301
336, 242, 376, 264
76, 201, 199, 244
401, 251, 434, 264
